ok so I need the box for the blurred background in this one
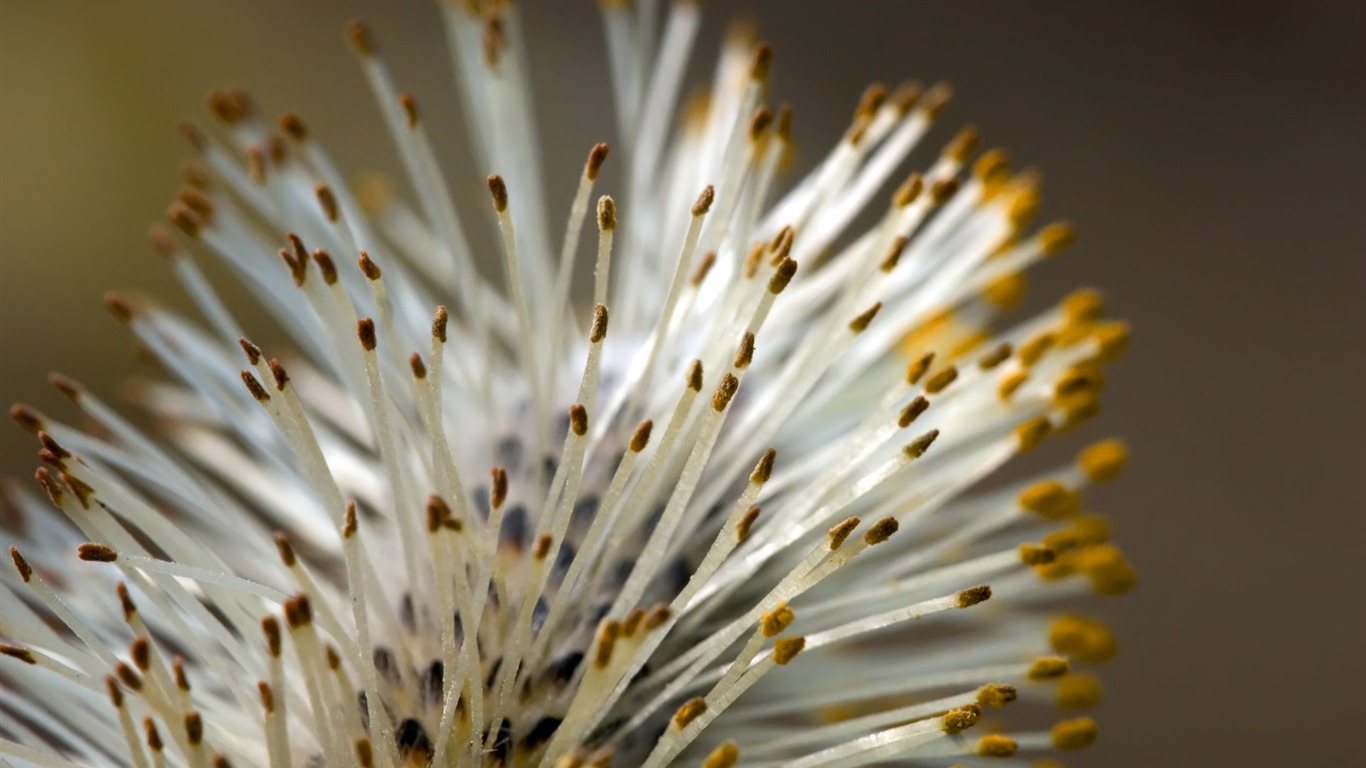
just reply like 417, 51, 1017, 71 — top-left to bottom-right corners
2, 0, 1362, 764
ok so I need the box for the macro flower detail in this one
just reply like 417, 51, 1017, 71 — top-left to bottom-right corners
1, 2, 1133, 767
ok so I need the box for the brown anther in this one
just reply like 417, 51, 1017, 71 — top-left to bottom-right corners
856, 82, 888, 118
702, 741, 739, 768
398, 93, 419, 129
742, 244, 765, 279
283, 594, 312, 629
311, 250, 338, 285
1028, 656, 1071, 680
144, 717, 163, 751
118, 583, 137, 620
977, 683, 1018, 708
1019, 544, 1057, 566
585, 143, 610, 181
768, 258, 798, 294
973, 148, 1010, 183
424, 497, 448, 535
358, 252, 382, 281
622, 609, 645, 638
185, 711, 204, 745
881, 235, 910, 272
355, 739, 374, 768
357, 318, 378, 351
976, 734, 1018, 757
760, 603, 794, 637
569, 404, 589, 437
673, 697, 708, 730
342, 502, 358, 539
690, 251, 717, 286
316, 185, 339, 222
593, 621, 621, 669
978, 343, 1013, 370
643, 603, 672, 631
772, 636, 805, 665
104, 293, 136, 323
278, 112, 308, 142
1092, 321, 1130, 363
487, 175, 509, 212
748, 106, 773, 140
1015, 416, 1053, 452
923, 365, 958, 395
998, 369, 1029, 400
895, 398, 930, 431
261, 617, 281, 657
590, 304, 609, 343
410, 353, 427, 380
749, 42, 773, 81
241, 371, 270, 402
942, 704, 982, 734
238, 338, 263, 366
107, 676, 124, 707
433, 306, 449, 343
775, 105, 793, 141
904, 429, 940, 459
711, 373, 740, 412
1019, 481, 1081, 520
268, 359, 290, 391
130, 638, 151, 670
1051, 717, 1099, 750
178, 121, 207, 153
178, 188, 214, 220
490, 467, 508, 511
944, 125, 980, 163
750, 448, 777, 484
10, 547, 32, 582
828, 517, 861, 550
1038, 222, 1077, 256
733, 332, 756, 369
344, 19, 376, 56
629, 420, 653, 453
930, 178, 960, 205
769, 225, 795, 260
37, 432, 68, 460
173, 657, 190, 691
1057, 672, 1104, 709
77, 543, 117, 562
905, 352, 935, 385
117, 663, 142, 690
920, 82, 953, 118
597, 195, 617, 231
1018, 332, 1055, 367
692, 185, 715, 216
258, 681, 274, 713
957, 584, 992, 608
848, 302, 882, 333
863, 517, 899, 545
273, 532, 296, 567
686, 359, 704, 392
206, 88, 253, 125
736, 505, 761, 542
0, 645, 35, 664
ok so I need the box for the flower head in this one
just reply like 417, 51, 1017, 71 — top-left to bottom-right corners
2, 3, 1132, 767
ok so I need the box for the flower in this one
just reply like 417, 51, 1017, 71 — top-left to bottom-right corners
0, 2, 1134, 767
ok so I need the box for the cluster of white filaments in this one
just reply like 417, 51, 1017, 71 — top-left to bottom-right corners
0, 2, 1136, 767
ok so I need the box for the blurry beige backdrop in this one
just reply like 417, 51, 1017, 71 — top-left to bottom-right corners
2, 1, 1363, 765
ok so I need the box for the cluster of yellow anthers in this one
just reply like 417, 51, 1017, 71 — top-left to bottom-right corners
1, 1, 1133, 767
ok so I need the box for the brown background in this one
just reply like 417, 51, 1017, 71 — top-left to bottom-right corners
2, 1, 1363, 765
